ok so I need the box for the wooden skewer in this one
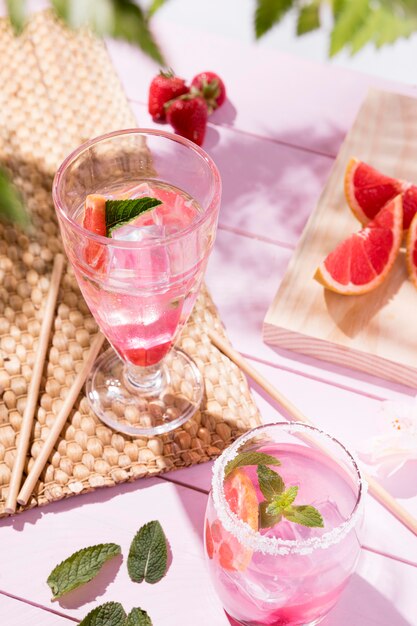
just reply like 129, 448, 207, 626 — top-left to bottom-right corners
5, 254, 66, 514
208, 329, 417, 537
17, 331, 105, 507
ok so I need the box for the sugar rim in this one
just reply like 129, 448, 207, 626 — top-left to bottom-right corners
212, 422, 367, 556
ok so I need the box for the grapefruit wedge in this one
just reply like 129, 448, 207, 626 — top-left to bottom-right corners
206, 468, 259, 572
315, 195, 403, 295
406, 211, 417, 289
345, 158, 417, 230
83, 194, 107, 269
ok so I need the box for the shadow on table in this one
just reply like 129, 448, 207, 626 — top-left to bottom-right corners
224, 573, 412, 626
0, 474, 159, 531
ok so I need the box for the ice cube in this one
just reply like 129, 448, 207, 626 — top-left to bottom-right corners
111, 223, 166, 242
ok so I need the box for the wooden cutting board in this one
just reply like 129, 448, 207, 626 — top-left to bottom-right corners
264, 89, 417, 389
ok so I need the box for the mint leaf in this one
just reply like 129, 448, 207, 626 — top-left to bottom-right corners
105, 197, 162, 235
6, 0, 26, 34
79, 602, 126, 626
127, 520, 168, 584
225, 451, 281, 478
257, 464, 285, 501
266, 486, 299, 517
283, 505, 324, 528
126, 608, 153, 626
259, 500, 281, 529
47, 543, 121, 599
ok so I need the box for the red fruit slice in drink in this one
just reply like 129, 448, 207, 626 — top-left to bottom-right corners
83, 194, 107, 269
207, 469, 259, 572
315, 195, 403, 295
406, 211, 417, 289
345, 157, 417, 230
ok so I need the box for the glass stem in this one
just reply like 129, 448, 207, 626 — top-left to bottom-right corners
124, 360, 165, 395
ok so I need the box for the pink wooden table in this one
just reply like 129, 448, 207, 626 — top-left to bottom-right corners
1, 15, 417, 626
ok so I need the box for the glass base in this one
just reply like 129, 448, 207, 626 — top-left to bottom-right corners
225, 613, 325, 626
86, 346, 203, 436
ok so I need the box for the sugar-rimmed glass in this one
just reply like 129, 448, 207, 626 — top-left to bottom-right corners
53, 129, 221, 436
205, 422, 366, 626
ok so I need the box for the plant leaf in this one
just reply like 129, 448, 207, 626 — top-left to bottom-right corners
259, 500, 282, 529
6, 0, 27, 34
112, 0, 165, 65
148, 0, 168, 17
79, 602, 127, 626
0, 168, 29, 228
225, 451, 281, 478
266, 485, 299, 516
105, 197, 162, 235
47, 543, 121, 599
255, 0, 294, 39
330, 0, 370, 56
126, 608, 153, 626
283, 505, 324, 527
127, 520, 168, 584
297, 2, 320, 35
51, 0, 115, 36
257, 464, 285, 501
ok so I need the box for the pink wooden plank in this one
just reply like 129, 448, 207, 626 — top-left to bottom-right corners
107, 21, 417, 157
0, 479, 228, 625
0, 594, 73, 625
129, 101, 333, 247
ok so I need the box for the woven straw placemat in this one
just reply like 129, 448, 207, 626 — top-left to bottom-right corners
0, 11, 261, 517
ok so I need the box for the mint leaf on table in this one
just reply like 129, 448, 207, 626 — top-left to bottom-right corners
225, 451, 281, 478
259, 500, 282, 529
127, 520, 168, 584
257, 464, 285, 501
79, 602, 126, 626
126, 607, 153, 626
283, 505, 324, 528
106, 197, 162, 235
47, 543, 121, 599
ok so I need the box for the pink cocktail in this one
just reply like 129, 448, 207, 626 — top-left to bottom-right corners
53, 129, 221, 436
205, 423, 366, 626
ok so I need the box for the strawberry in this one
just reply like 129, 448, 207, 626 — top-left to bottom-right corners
148, 69, 189, 122
166, 95, 208, 146
191, 71, 226, 113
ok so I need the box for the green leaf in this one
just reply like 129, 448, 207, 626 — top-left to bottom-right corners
297, 2, 320, 35
51, 0, 115, 36
6, 0, 27, 34
112, 0, 165, 65
266, 485, 299, 516
47, 543, 121, 599
330, 0, 370, 56
257, 464, 285, 501
79, 602, 127, 626
0, 168, 29, 229
148, 0, 168, 17
225, 451, 281, 478
255, 0, 294, 39
283, 505, 324, 527
105, 197, 162, 235
332, 0, 347, 19
127, 520, 168, 584
126, 608, 153, 626
259, 500, 281, 529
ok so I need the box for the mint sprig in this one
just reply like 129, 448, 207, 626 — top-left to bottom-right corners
127, 520, 168, 584
105, 197, 162, 235
47, 543, 121, 599
79, 601, 126, 626
126, 608, 153, 625
225, 451, 281, 478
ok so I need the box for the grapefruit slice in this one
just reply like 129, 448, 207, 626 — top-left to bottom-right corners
83, 194, 107, 269
406, 211, 417, 289
345, 158, 417, 230
315, 195, 403, 295
206, 468, 259, 572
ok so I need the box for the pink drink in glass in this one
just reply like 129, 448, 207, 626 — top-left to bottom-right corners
205, 423, 366, 626
73, 180, 204, 368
